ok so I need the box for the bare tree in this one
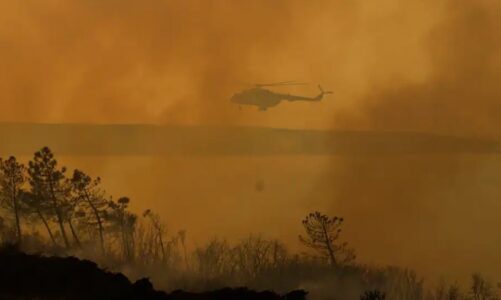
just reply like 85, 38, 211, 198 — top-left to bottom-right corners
234, 235, 273, 279
107, 197, 137, 262
299, 211, 355, 267
427, 279, 448, 300
361, 290, 386, 300
143, 209, 166, 263
0, 156, 26, 243
269, 239, 288, 271
178, 230, 189, 270
195, 238, 234, 279
446, 283, 462, 300
135, 220, 157, 264
241, 236, 288, 279
471, 273, 496, 300
384, 267, 423, 300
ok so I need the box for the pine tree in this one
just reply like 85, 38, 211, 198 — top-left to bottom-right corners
28, 147, 71, 248
299, 211, 355, 266
0, 156, 26, 243
70, 169, 108, 254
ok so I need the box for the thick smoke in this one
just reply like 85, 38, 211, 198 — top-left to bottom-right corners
326, 0, 501, 283
0, 0, 343, 126
2, 0, 501, 285
0, 0, 436, 128
336, 1, 501, 136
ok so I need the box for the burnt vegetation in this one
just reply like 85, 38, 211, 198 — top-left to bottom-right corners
0, 147, 498, 299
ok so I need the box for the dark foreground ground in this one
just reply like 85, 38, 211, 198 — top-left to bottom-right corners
0, 246, 307, 300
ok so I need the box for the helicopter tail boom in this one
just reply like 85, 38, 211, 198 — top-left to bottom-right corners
278, 84, 333, 102
318, 85, 333, 95
312, 85, 333, 101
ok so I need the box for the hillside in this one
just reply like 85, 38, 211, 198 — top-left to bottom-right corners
0, 123, 498, 156
0, 246, 306, 300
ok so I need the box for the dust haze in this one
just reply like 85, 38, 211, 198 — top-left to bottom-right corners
1, 0, 501, 285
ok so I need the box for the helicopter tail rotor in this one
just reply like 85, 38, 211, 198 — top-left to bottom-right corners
318, 85, 333, 95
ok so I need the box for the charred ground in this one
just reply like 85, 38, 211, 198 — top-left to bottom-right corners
0, 245, 306, 300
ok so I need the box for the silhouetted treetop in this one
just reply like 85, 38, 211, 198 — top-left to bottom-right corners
299, 211, 355, 266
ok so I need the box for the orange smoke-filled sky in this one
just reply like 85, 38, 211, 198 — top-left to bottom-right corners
2, 0, 501, 285
0, 0, 443, 129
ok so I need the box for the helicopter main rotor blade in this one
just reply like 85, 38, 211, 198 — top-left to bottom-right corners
256, 81, 296, 85
255, 81, 308, 87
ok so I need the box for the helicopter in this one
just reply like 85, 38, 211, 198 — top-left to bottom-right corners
230, 81, 332, 111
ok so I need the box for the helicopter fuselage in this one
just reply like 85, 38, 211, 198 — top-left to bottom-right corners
230, 86, 330, 111
230, 88, 282, 110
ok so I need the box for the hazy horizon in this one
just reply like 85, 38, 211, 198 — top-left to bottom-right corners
1, 0, 501, 291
